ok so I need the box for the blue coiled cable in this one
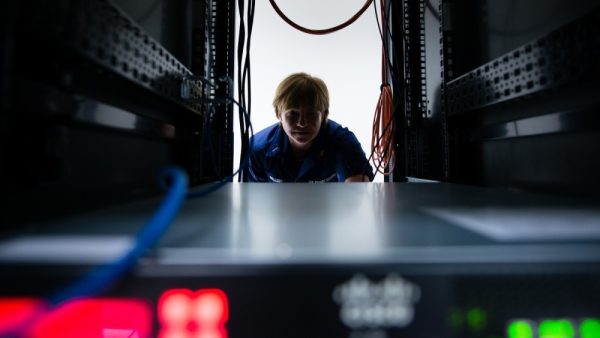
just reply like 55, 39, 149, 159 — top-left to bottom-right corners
49, 166, 189, 304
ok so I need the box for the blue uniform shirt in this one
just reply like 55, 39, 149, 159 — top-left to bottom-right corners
244, 119, 374, 182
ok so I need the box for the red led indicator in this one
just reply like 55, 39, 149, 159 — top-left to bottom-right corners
158, 289, 229, 338
0, 298, 151, 338
0, 297, 44, 333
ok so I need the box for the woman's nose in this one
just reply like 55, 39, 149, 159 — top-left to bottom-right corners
297, 113, 307, 126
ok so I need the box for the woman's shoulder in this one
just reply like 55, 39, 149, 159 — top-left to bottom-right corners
325, 119, 359, 143
251, 122, 281, 151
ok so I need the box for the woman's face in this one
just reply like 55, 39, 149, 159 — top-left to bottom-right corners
278, 106, 324, 153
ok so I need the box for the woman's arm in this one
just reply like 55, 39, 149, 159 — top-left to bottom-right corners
345, 174, 371, 182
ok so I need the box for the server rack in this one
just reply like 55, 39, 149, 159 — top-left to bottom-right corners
397, 0, 600, 197
443, 0, 600, 197
0, 0, 236, 226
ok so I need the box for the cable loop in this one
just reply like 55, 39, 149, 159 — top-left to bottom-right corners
269, 0, 374, 35
371, 0, 395, 176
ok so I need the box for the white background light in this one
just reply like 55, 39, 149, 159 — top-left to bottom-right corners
236, 0, 384, 181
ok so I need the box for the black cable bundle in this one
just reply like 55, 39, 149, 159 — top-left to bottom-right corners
237, 0, 256, 181
367, 0, 408, 180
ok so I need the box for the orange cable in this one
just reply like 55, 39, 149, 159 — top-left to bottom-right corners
371, 85, 395, 175
269, 0, 374, 35
371, 0, 395, 175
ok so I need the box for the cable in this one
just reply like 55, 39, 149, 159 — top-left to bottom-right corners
187, 96, 253, 199
3, 95, 252, 335
242, 0, 255, 182
366, 0, 412, 181
237, 0, 255, 181
50, 167, 188, 303
244, 0, 255, 138
371, 84, 395, 175
425, 0, 441, 22
380, 0, 408, 89
203, 103, 221, 177
220, 97, 254, 175
3, 0, 255, 328
269, 0, 374, 35
237, 0, 247, 182
2, 166, 189, 337
180, 74, 254, 189
370, 0, 396, 176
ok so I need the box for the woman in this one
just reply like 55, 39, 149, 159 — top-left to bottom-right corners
244, 72, 373, 182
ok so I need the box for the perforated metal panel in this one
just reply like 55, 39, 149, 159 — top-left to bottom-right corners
1, 0, 241, 224
205, 0, 235, 177
400, 0, 446, 180
446, 9, 600, 115
442, 5, 600, 196
26, 0, 205, 115
403, 0, 428, 123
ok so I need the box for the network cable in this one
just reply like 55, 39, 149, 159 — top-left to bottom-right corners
3, 1, 257, 333
2, 166, 189, 337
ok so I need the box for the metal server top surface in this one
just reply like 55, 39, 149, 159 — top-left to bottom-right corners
2, 182, 600, 272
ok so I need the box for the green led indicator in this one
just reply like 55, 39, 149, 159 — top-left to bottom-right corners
581, 319, 600, 338
508, 320, 534, 338
467, 307, 487, 332
538, 319, 575, 338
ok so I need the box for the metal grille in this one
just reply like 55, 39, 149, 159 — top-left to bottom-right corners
446, 8, 600, 115
404, 0, 428, 122
27, 0, 205, 115
403, 0, 427, 177
439, 0, 451, 179
209, 0, 235, 176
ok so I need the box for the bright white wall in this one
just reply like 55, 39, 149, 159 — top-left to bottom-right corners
236, 0, 383, 181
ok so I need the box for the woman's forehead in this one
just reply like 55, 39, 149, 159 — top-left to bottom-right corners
282, 105, 321, 113
283, 92, 323, 107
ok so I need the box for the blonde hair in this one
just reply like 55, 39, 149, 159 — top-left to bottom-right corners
272, 72, 329, 120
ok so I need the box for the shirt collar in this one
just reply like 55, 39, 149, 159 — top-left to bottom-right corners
266, 124, 287, 158
266, 121, 329, 159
